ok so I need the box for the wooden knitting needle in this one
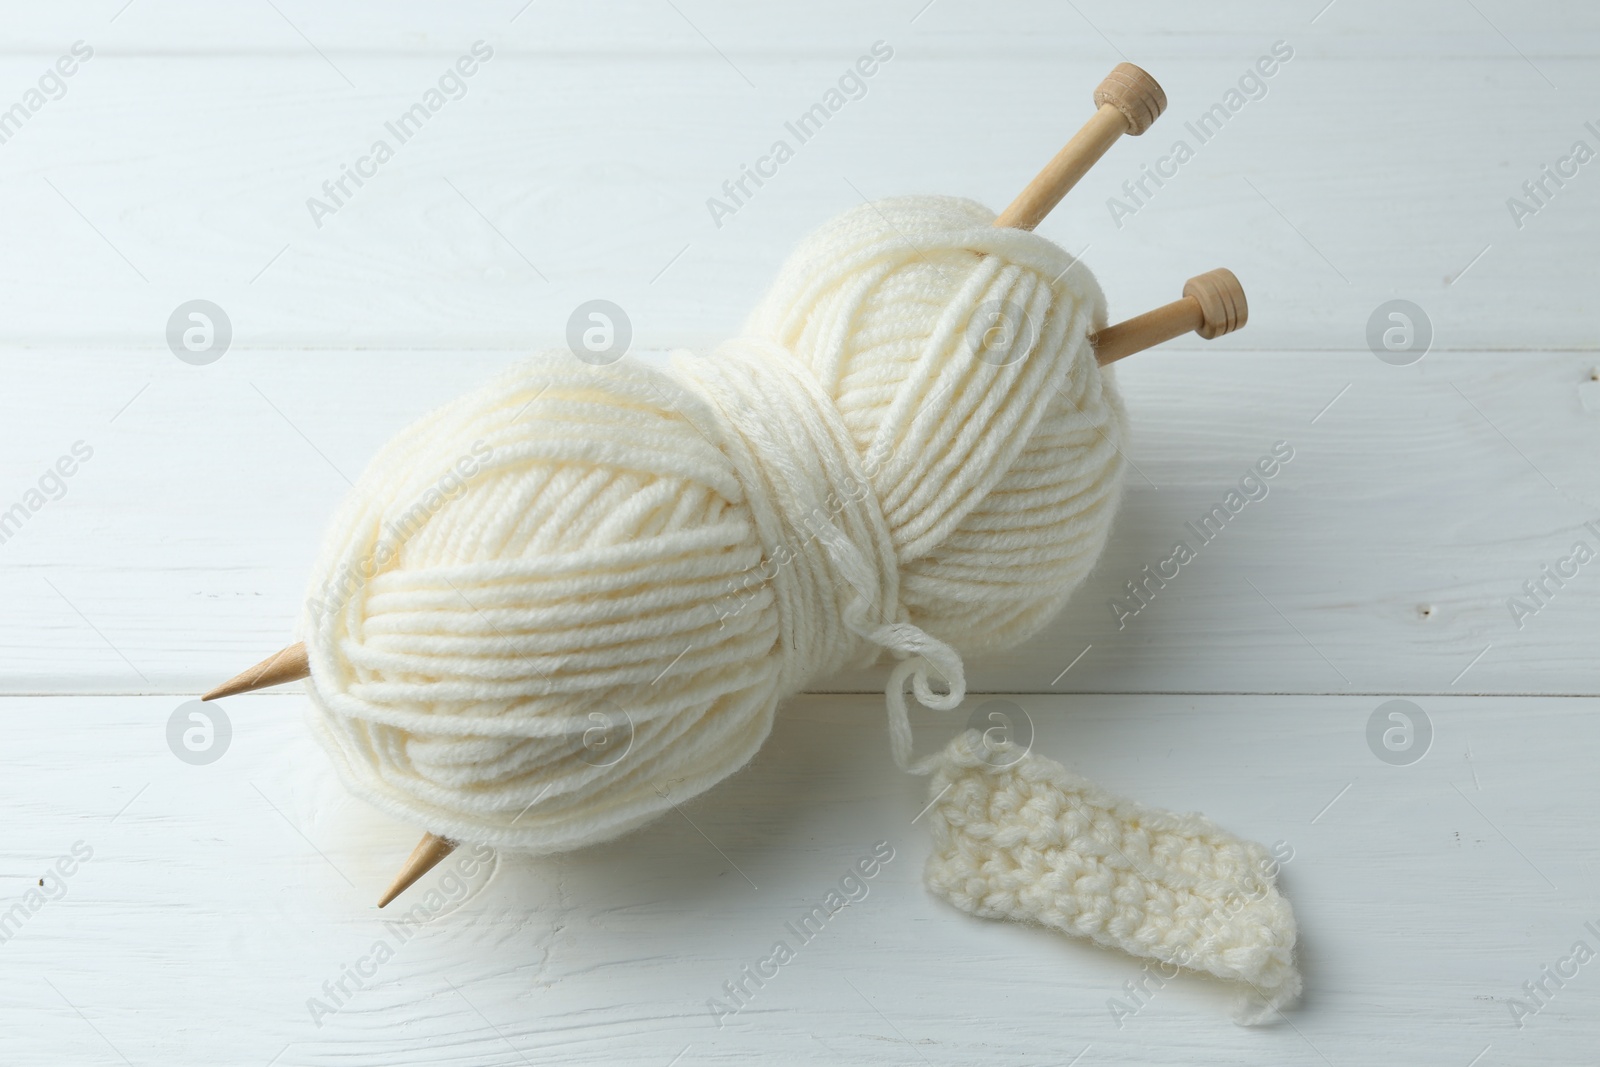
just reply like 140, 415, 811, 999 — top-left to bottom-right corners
1090, 268, 1248, 365
200, 642, 461, 906
204, 275, 1247, 904
202, 274, 1248, 905
981, 61, 1244, 365
993, 62, 1166, 231
204, 63, 1191, 906
981, 63, 1245, 365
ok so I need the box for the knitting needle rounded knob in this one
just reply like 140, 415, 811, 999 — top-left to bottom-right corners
1090, 268, 1248, 366
993, 62, 1167, 231
206, 65, 1183, 906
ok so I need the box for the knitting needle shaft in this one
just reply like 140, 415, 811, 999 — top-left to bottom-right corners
993, 63, 1166, 231
356, 273, 1228, 902
1090, 268, 1248, 366
1093, 301, 1199, 365
201, 264, 1217, 896
202, 70, 1167, 711
211, 63, 1186, 908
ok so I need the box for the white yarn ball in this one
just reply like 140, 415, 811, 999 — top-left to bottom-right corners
746, 195, 1127, 652
300, 195, 1127, 852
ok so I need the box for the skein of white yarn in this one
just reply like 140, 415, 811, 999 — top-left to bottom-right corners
300, 194, 1127, 852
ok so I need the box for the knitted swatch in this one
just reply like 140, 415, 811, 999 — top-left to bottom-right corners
923, 731, 1301, 1024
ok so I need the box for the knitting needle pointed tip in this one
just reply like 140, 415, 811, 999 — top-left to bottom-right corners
994, 62, 1166, 231
205, 642, 458, 907
377, 833, 459, 908
201, 641, 310, 701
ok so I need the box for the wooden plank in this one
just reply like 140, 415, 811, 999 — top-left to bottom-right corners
0, 49, 1594, 351
2, 349, 1596, 697
3, 692, 1593, 1064
3, 2, 1597, 1063
5, 0, 1599, 55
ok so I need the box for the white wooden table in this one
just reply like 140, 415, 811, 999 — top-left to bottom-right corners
4, 2, 1598, 1063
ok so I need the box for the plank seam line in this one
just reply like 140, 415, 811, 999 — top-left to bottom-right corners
6, 689, 1598, 699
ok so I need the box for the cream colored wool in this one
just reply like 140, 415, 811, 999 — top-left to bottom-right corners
298, 194, 1299, 1018
745, 197, 1125, 655
301, 194, 1123, 851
